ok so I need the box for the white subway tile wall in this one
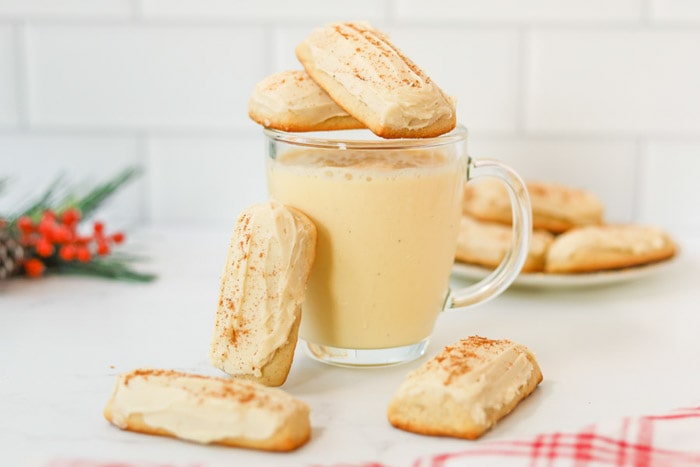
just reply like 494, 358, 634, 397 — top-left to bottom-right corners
26, 25, 266, 130
147, 136, 266, 226
140, 0, 386, 22
650, 0, 700, 22
0, 0, 698, 239
639, 142, 700, 237
527, 30, 700, 134
0, 133, 144, 228
467, 138, 639, 224
394, 0, 643, 22
389, 27, 520, 134
0, 0, 132, 20
0, 25, 18, 126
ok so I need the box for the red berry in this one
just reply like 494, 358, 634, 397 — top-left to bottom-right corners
40, 210, 56, 223
111, 232, 125, 244
17, 216, 34, 234
53, 225, 73, 243
76, 246, 91, 262
37, 219, 55, 238
93, 221, 104, 235
35, 238, 54, 257
24, 258, 45, 278
96, 242, 110, 256
59, 244, 76, 261
61, 208, 81, 226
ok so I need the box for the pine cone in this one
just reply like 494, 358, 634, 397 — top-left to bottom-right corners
0, 224, 25, 280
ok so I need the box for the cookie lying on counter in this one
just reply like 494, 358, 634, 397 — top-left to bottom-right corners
387, 336, 542, 440
104, 369, 311, 451
210, 201, 317, 386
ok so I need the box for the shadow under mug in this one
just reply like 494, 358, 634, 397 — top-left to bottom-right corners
265, 125, 531, 367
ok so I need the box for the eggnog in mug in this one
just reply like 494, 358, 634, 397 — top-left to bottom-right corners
268, 147, 465, 348
264, 127, 531, 366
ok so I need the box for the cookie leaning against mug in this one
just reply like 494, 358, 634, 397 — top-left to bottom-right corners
545, 224, 677, 273
210, 201, 317, 387
463, 179, 604, 234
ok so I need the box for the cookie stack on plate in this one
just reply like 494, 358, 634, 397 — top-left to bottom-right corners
457, 180, 677, 274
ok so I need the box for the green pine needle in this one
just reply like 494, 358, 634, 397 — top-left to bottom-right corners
53, 257, 157, 282
10, 174, 67, 224
70, 166, 141, 220
8, 166, 141, 223
2, 166, 156, 282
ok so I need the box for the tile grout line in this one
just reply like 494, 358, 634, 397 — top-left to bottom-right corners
640, 0, 652, 26
263, 24, 275, 76
515, 26, 529, 137
632, 136, 647, 223
1, 125, 699, 142
129, 0, 143, 22
136, 131, 152, 227
3, 14, 699, 29
0, 126, 261, 138
384, 0, 396, 26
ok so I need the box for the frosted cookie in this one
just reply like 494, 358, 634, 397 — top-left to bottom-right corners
387, 336, 543, 440
296, 21, 456, 139
104, 369, 311, 451
248, 70, 364, 132
210, 201, 317, 386
463, 180, 604, 233
455, 216, 554, 273
545, 224, 677, 273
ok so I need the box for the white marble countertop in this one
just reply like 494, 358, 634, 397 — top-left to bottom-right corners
2, 228, 699, 467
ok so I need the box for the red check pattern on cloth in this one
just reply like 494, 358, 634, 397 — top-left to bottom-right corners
411, 405, 700, 467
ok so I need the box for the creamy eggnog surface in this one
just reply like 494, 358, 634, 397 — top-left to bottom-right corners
267, 148, 465, 350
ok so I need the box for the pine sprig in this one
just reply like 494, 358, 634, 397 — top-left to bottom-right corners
8, 167, 141, 224
8, 175, 67, 226
72, 166, 141, 220
1, 166, 156, 282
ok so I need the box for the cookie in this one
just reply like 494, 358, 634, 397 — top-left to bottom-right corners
387, 336, 542, 440
104, 369, 311, 451
210, 201, 317, 386
455, 216, 555, 273
463, 180, 604, 233
248, 70, 364, 132
296, 21, 456, 139
545, 224, 677, 273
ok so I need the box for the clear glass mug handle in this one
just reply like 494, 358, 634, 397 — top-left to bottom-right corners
445, 157, 532, 309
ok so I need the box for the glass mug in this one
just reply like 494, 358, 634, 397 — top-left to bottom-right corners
265, 125, 531, 366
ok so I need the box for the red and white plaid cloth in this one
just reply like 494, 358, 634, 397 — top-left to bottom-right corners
408, 405, 700, 467
36, 406, 700, 467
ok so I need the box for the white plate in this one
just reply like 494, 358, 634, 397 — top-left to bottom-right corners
451, 257, 678, 289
